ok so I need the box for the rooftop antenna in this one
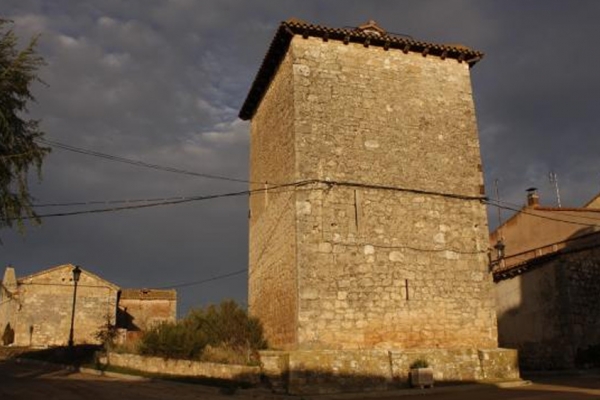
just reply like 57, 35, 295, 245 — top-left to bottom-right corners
549, 171, 562, 208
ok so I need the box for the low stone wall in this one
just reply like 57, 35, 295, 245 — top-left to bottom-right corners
100, 348, 519, 394
260, 348, 519, 395
99, 352, 261, 385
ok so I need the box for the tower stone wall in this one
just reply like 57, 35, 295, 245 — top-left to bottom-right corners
245, 22, 498, 351
249, 51, 299, 347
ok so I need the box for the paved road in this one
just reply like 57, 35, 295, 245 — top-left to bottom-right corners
1, 360, 599, 400
0, 360, 247, 400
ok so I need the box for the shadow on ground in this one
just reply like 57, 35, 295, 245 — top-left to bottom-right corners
0, 344, 99, 366
2, 347, 600, 399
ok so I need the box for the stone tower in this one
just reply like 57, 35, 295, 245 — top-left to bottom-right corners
240, 19, 498, 351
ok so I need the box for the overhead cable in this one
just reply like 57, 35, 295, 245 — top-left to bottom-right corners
485, 200, 600, 228
486, 197, 600, 223
36, 137, 254, 184
8, 180, 313, 221
155, 268, 247, 289
18, 179, 493, 221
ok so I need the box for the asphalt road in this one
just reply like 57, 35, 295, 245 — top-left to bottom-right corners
1, 359, 599, 400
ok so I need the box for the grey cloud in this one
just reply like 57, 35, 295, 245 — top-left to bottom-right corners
2, 1, 600, 314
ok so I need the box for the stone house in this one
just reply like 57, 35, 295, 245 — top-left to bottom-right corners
240, 19, 518, 391
0, 264, 177, 347
0, 264, 119, 347
117, 288, 176, 341
492, 190, 600, 369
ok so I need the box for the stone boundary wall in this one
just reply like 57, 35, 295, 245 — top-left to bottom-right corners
496, 245, 600, 369
100, 349, 518, 394
260, 348, 519, 395
99, 352, 261, 385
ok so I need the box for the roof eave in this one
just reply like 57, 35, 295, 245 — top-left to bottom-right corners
238, 21, 484, 121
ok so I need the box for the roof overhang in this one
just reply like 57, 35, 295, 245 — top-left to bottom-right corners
239, 19, 484, 121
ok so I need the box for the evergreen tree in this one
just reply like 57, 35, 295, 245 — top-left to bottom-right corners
0, 18, 50, 230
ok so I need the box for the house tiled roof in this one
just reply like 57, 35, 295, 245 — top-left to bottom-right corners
239, 18, 484, 120
120, 288, 176, 301
534, 206, 600, 212
583, 193, 600, 207
493, 230, 600, 282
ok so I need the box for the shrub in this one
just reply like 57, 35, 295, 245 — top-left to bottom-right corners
138, 321, 208, 360
95, 315, 119, 350
138, 299, 267, 364
410, 359, 430, 369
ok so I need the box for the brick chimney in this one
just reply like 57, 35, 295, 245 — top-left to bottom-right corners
526, 187, 539, 207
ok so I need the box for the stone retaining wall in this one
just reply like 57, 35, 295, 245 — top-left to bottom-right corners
99, 352, 261, 385
260, 348, 519, 395
100, 348, 518, 394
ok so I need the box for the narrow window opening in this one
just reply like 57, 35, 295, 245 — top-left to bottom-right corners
353, 189, 361, 231
264, 181, 269, 208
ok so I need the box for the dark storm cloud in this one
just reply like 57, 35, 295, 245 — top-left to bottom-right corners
2, 1, 600, 313
474, 1, 600, 210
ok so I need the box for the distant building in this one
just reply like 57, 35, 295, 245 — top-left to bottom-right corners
0, 264, 119, 347
0, 264, 177, 347
117, 288, 176, 342
492, 190, 600, 369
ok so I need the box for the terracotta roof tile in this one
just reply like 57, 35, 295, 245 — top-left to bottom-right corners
534, 206, 600, 212
239, 19, 484, 120
120, 288, 176, 300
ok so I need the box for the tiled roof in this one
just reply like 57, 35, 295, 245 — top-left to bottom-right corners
120, 288, 176, 300
239, 19, 484, 120
583, 190, 600, 208
534, 206, 600, 212
493, 231, 600, 282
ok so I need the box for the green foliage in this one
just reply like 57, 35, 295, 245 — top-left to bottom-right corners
409, 359, 430, 369
0, 18, 50, 231
138, 300, 267, 364
139, 320, 209, 359
95, 315, 119, 350
187, 299, 267, 351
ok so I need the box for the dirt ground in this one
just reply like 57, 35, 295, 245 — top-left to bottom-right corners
1, 359, 599, 400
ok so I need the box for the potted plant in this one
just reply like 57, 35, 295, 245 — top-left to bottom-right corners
409, 359, 434, 388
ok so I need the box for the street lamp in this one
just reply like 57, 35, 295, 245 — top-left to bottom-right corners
68, 265, 82, 348
494, 239, 506, 260
489, 239, 506, 271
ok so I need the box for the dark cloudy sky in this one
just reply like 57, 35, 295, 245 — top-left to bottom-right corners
3, 1, 600, 315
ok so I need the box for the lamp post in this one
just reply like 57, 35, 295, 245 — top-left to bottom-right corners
491, 239, 506, 270
68, 265, 82, 348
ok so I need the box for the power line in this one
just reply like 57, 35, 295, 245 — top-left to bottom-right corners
33, 185, 325, 208
486, 197, 600, 223
8, 180, 312, 221
33, 195, 199, 208
320, 179, 486, 201
18, 179, 489, 221
155, 268, 247, 289
36, 138, 255, 184
485, 200, 600, 228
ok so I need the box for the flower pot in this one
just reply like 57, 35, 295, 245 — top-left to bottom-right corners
410, 367, 434, 388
